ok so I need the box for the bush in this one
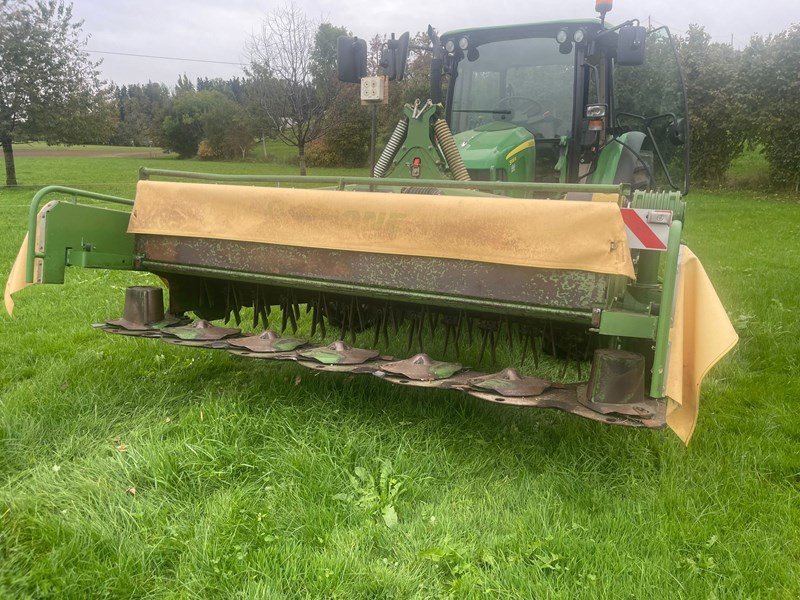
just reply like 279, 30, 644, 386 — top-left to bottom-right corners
305, 128, 369, 168
161, 90, 254, 159
203, 101, 254, 160
306, 90, 370, 168
304, 136, 339, 167
160, 92, 215, 158
197, 139, 216, 160
741, 25, 800, 189
676, 25, 746, 185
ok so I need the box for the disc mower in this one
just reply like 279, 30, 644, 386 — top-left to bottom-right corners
4, 0, 738, 442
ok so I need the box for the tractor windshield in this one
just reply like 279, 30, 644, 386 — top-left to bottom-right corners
450, 37, 575, 139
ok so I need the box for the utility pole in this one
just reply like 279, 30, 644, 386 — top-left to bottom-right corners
369, 104, 378, 174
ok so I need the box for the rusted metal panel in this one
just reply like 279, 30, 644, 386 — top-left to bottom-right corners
135, 235, 610, 310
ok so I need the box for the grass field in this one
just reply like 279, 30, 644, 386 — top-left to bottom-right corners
0, 149, 798, 598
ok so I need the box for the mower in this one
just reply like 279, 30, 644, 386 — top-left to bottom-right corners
4, 0, 737, 442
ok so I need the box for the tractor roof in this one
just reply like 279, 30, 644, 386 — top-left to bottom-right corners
442, 19, 604, 40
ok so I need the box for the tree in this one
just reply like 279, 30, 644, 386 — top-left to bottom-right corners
305, 23, 370, 168
246, 2, 340, 175
196, 76, 247, 105
161, 90, 221, 158
310, 22, 346, 85
110, 82, 170, 146
306, 85, 370, 168
741, 25, 800, 190
202, 96, 255, 160
0, 0, 108, 185
26, 85, 117, 146
175, 74, 195, 96
368, 34, 385, 76
161, 90, 254, 160
675, 25, 746, 184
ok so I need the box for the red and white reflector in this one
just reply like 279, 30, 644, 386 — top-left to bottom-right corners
620, 208, 672, 251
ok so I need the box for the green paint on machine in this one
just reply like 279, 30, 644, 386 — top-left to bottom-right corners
35, 201, 135, 284
454, 122, 536, 184
598, 310, 658, 339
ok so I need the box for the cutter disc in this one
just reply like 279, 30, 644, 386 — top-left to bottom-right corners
468, 368, 551, 397
380, 353, 463, 381
227, 330, 306, 353
298, 341, 379, 365
105, 313, 185, 332
161, 319, 240, 341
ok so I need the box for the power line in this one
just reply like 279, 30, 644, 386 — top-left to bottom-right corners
87, 49, 243, 66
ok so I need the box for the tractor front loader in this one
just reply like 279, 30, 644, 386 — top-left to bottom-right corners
4, 1, 737, 443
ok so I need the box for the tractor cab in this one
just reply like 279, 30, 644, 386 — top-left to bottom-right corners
439, 18, 690, 193
336, 0, 689, 194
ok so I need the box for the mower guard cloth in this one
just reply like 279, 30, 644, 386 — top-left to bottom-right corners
4, 234, 30, 316
666, 247, 738, 444
128, 181, 637, 278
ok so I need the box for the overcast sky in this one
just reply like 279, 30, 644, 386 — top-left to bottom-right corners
72, 0, 798, 85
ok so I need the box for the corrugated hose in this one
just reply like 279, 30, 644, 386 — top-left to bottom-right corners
433, 118, 471, 182
372, 118, 408, 178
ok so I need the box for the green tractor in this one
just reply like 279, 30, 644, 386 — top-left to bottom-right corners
5, 0, 736, 443
351, 4, 689, 196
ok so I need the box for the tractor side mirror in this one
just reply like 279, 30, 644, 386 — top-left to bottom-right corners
380, 48, 392, 79
337, 36, 367, 83
616, 25, 647, 66
382, 32, 411, 81
394, 32, 411, 81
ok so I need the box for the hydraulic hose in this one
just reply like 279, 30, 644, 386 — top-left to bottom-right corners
433, 118, 471, 182
372, 118, 408, 178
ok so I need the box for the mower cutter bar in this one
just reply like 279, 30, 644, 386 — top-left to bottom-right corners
96, 320, 666, 430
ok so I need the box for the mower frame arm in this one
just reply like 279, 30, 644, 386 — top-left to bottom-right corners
26, 186, 134, 283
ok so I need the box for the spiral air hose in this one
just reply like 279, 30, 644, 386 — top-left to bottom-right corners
433, 118, 471, 182
372, 118, 408, 178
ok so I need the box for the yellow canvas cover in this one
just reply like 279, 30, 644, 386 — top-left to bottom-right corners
4, 234, 29, 316
666, 247, 739, 443
128, 181, 637, 278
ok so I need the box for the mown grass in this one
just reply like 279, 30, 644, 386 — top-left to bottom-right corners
4, 147, 366, 193
725, 148, 772, 189
11, 141, 166, 154
248, 138, 302, 164
0, 151, 799, 598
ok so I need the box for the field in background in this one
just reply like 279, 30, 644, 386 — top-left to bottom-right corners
3, 143, 368, 193
8, 140, 780, 186
0, 149, 798, 597
10, 138, 301, 168
249, 137, 299, 164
